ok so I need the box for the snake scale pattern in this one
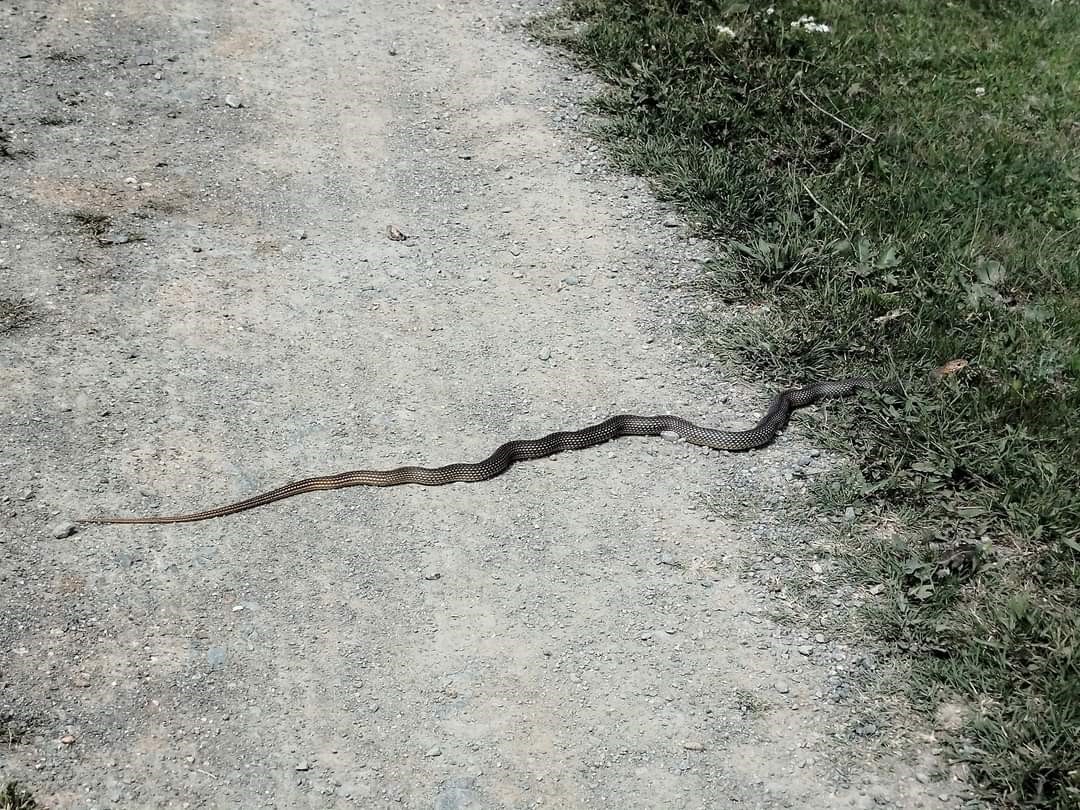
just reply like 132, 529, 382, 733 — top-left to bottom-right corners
83, 378, 894, 525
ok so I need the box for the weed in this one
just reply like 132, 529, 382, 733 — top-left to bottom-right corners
0, 298, 33, 333
732, 687, 768, 716
0, 782, 37, 810
44, 49, 84, 63
70, 209, 112, 236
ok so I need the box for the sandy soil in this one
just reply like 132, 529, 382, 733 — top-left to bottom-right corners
1, 2, 971, 808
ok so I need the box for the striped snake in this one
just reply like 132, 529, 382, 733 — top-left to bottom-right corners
82, 378, 894, 525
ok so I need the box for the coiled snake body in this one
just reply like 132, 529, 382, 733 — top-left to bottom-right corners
83, 377, 893, 525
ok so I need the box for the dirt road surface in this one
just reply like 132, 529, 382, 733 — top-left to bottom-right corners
2, 2, 968, 808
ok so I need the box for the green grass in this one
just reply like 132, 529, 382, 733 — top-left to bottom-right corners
0, 783, 38, 810
537, 1, 1079, 806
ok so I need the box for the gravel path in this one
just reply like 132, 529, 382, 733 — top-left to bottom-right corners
1, 2, 969, 807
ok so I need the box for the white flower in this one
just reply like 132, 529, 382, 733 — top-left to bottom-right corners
791, 15, 832, 33
715, 24, 737, 38
975, 86, 986, 97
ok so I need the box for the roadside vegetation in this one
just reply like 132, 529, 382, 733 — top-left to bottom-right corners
537, 1, 1079, 807
0, 782, 38, 810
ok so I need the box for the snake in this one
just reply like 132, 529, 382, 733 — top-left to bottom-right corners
81, 377, 894, 525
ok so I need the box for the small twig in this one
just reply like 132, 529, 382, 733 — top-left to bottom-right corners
798, 88, 876, 142
801, 182, 849, 234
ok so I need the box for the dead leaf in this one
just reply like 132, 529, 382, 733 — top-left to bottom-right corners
872, 308, 906, 324
386, 225, 407, 242
932, 359, 968, 378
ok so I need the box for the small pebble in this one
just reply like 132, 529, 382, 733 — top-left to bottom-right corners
295, 761, 310, 772
538, 348, 551, 361
425, 746, 442, 758
662, 216, 681, 227
682, 741, 705, 751
797, 645, 814, 656
224, 94, 243, 108
423, 570, 441, 581
844, 506, 857, 522
660, 430, 679, 442
774, 681, 790, 694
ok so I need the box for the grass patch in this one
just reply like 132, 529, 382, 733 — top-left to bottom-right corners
0, 783, 38, 810
0, 298, 34, 333
70, 209, 112, 236
44, 49, 84, 63
0, 129, 31, 161
538, 1, 1079, 806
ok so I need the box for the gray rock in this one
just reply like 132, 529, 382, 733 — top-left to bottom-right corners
51, 521, 77, 539
224, 94, 243, 108
774, 680, 790, 694
206, 646, 226, 667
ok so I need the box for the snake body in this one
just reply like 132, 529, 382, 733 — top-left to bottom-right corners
83, 378, 893, 525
